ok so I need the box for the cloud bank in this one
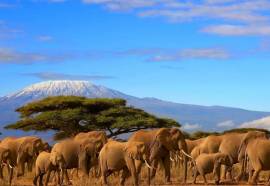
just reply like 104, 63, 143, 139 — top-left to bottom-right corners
240, 116, 270, 130
22, 72, 116, 81
79, 0, 270, 36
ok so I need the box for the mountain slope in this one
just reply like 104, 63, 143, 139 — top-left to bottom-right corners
0, 80, 269, 138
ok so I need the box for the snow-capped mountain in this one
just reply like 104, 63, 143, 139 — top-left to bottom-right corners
2, 80, 133, 102
1, 80, 270, 138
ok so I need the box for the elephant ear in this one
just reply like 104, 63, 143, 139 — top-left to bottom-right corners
33, 139, 43, 153
124, 142, 144, 160
18, 141, 31, 155
156, 128, 174, 151
94, 141, 103, 152
3, 149, 10, 158
50, 151, 62, 166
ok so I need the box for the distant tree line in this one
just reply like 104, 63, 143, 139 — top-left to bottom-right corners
185, 128, 270, 140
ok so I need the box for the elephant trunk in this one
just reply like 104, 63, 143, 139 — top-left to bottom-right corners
213, 162, 221, 184
178, 139, 188, 183
79, 152, 90, 177
16, 153, 26, 177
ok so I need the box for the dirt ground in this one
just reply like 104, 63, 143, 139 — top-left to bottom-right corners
0, 164, 269, 186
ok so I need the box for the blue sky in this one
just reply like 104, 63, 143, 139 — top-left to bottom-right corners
1, 0, 270, 111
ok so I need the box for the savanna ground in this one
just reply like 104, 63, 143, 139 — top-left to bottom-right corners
1, 163, 270, 186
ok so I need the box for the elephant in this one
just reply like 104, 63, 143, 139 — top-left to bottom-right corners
0, 146, 13, 185
99, 140, 152, 186
0, 136, 45, 178
193, 152, 231, 185
73, 131, 107, 177
186, 138, 206, 154
73, 131, 107, 152
46, 138, 97, 185
218, 132, 247, 180
128, 128, 190, 184
237, 131, 269, 185
191, 131, 267, 181
33, 151, 65, 186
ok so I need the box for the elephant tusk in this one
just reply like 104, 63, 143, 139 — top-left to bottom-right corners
8, 164, 13, 169
177, 154, 183, 160
144, 159, 155, 170
181, 150, 193, 159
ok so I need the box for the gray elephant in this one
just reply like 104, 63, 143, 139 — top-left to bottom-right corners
0, 136, 45, 179
46, 138, 97, 185
192, 131, 267, 181
237, 131, 269, 185
128, 128, 190, 185
193, 152, 231, 185
33, 151, 65, 186
99, 140, 152, 186
0, 146, 13, 185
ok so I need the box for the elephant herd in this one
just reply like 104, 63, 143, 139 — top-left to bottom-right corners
0, 128, 269, 186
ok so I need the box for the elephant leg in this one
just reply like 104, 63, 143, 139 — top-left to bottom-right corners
163, 155, 171, 183
39, 173, 45, 186
248, 165, 254, 183
221, 165, 227, 180
120, 167, 130, 186
126, 158, 138, 186
101, 169, 109, 186
27, 159, 33, 172
0, 165, 3, 179
250, 169, 261, 185
64, 169, 72, 185
227, 166, 233, 181
33, 171, 39, 186
192, 169, 198, 184
17, 162, 25, 177
235, 159, 245, 181
134, 160, 142, 175
45, 170, 51, 186
150, 159, 159, 180
202, 174, 208, 185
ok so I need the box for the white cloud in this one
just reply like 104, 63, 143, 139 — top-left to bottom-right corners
82, 0, 159, 11
0, 48, 73, 64
37, 35, 53, 42
182, 123, 201, 130
240, 116, 270, 130
202, 24, 270, 36
22, 72, 115, 80
217, 120, 235, 128
116, 47, 231, 61
0, 22, 22, 39
78, 0, 270, 36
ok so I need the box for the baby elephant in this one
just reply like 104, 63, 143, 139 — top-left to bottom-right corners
33, 151, 65, 186
193, 152, 231, 185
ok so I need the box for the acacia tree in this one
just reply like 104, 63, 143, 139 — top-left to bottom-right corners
5, 96, 179, 140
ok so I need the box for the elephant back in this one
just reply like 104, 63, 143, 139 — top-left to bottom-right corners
74, 131, 107, 149
128, 129, 157, 150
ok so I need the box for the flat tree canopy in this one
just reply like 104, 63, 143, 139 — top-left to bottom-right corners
5, 96, 179, 140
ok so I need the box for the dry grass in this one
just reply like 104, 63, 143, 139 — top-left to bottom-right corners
1, 163, 270, 186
